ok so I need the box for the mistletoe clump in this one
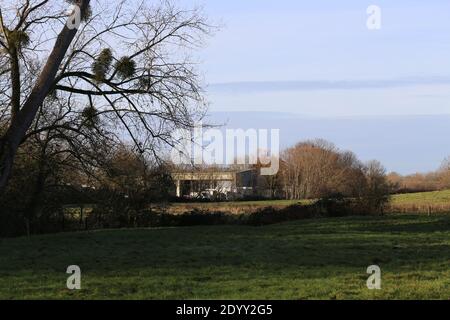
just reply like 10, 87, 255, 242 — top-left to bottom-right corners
81, 105, 99, 128
114, 56, 136, 80
6, 29, 30, 50
138, 75, 153, 90
92, 48, 113, 82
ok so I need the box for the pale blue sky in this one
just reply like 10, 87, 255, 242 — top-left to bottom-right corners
179, 1, 450, 173
182, 0, 450, 116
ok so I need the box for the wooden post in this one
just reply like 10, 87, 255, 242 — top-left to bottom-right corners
176, 180, 181, 197
80, 205, 84, 225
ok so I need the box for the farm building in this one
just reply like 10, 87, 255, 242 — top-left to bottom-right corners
171, 168, 259, 200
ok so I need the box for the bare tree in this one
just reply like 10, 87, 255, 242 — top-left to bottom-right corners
362, 160, 390, 215
0, 0, 213, 193
437, 156, 450, 189
280, 139, 366, 200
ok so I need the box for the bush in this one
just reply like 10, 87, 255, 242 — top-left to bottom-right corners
246, 205, 314, 226
175, 210, 231, 226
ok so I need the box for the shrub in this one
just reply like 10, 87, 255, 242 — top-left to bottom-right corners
246, 205, 314, 226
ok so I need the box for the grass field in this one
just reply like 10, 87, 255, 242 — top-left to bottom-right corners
391, 189, 450, 206
1, 214, 449, 300
168, 190, 450, 215
166, 199, 305, 215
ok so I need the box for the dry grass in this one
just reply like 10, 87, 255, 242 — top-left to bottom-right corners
166, 200, 310, 215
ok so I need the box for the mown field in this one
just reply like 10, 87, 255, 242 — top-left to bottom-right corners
390, 189, 450, 213
0, 214, 449, 300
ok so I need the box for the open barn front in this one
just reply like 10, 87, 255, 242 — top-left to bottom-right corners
172, 169, 258, 200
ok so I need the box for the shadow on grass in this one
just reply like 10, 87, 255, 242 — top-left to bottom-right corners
1, 215, 449, 277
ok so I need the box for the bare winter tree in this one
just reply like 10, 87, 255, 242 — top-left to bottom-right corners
363, 160, 391, 214
0, 0, 213, 193
280, 139, 367, 200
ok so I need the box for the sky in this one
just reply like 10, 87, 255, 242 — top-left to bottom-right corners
179, 0, 450, 173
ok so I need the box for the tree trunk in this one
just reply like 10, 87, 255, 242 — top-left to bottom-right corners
25, 146, 49, 234
0, 0, 90, 194
0, 135, 16, 194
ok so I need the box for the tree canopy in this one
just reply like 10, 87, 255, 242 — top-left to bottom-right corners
0, 0, 214, 192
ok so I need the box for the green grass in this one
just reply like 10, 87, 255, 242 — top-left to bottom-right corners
170, 189, 450, 214
1, 214, 449, 300
391, 189, 450, 207
176, 189, 450, 208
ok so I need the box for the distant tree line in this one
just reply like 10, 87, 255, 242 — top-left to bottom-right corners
387, 158, 450, 193
256, 139, 391, 214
